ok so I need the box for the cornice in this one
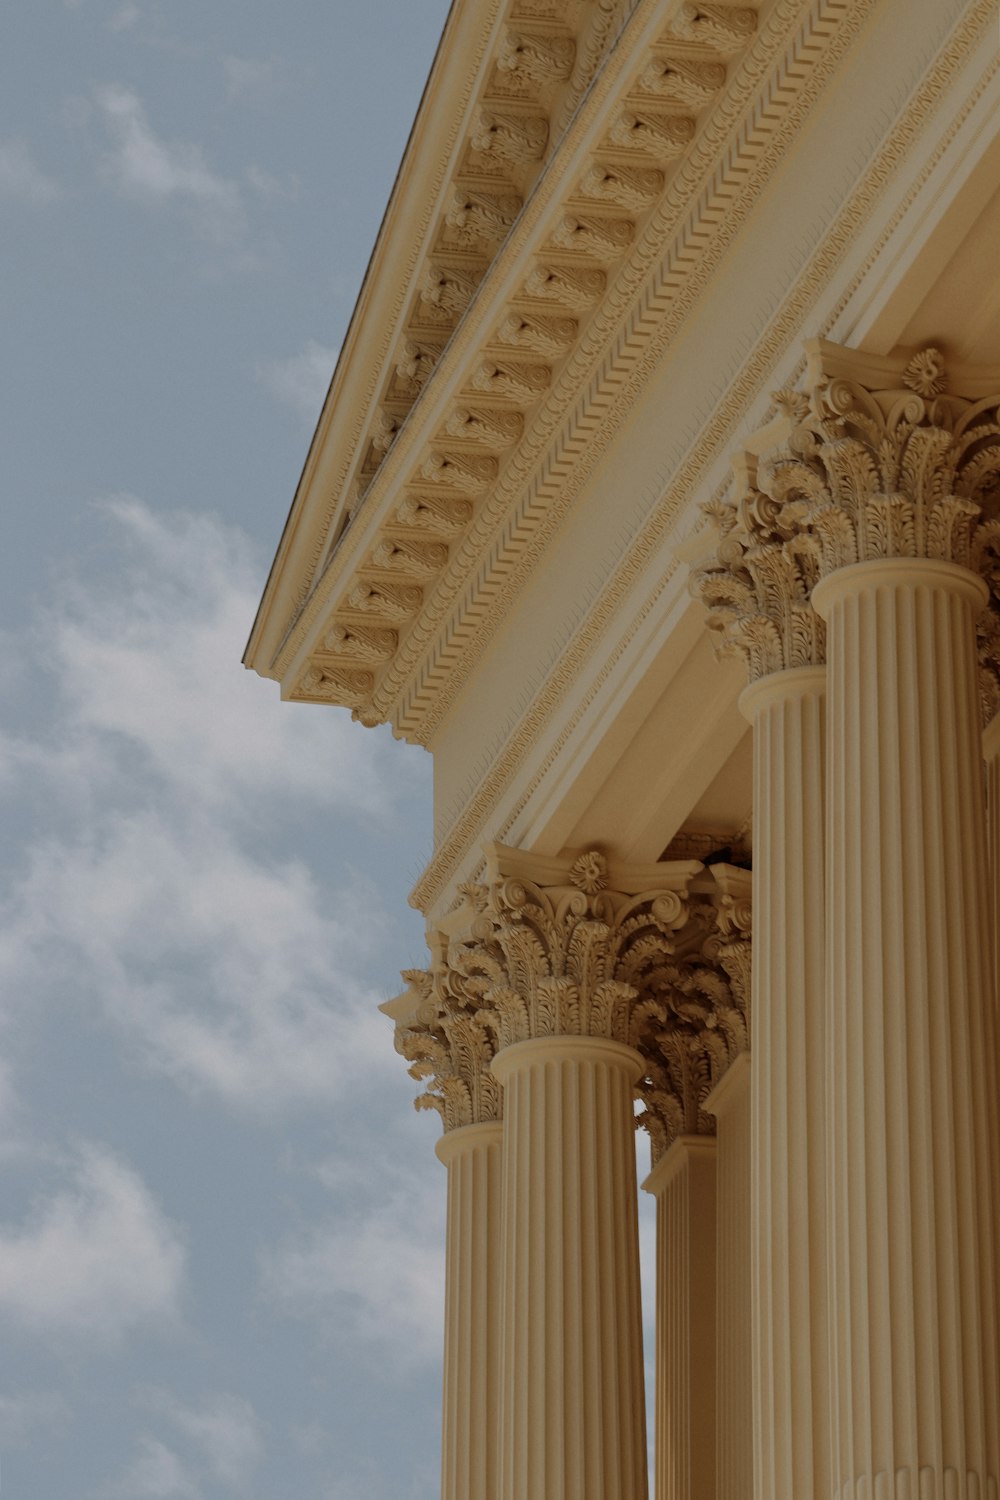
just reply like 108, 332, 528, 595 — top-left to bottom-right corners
249, 0, 775, 713
409, 0, 998, 914
245, 0, 640, 673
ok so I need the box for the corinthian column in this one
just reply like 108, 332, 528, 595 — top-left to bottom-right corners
382, 961, 504, 1500
773, 341, 1000, 1500
693, 436, 830, 1500
467, 844, 701, 1500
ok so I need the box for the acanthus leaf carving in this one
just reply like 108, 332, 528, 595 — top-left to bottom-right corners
521, 263, 607, 311
669, 3, 758, 50
692, 343, 1000, 684
578, 162, 664, 212
385, 850, 751, 1150
419, 450, 499, 492
395, 339, 442, 390
420, 263, 483, 319
320, 623, 398, 663
638, 55, 726, 107
347, 580, 423, 623
495, 311, 578, 357
606, 110, 696, 158
471, 109, 548, 165
549, 213, 635, 261
445, 188, 522, 248
470, 359, 551, 403
496, 29, 575, 88
369, 538, 449, 579
395, 492, 474, 536
295, 663, 375, 708
443, 406, 524, 449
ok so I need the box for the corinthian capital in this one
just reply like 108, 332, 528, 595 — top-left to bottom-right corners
460, 845, 701, 1053
692, 340, 1000, 682
633, 864, 752, 1163
381, 958, 502, 1134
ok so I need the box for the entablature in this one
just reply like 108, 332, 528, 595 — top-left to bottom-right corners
245, 0, 777, 725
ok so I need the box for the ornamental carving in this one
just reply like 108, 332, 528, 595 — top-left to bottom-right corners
320, 623, 397, 663
495, 311, 577, 357
638, 56, 725, 107
370, 539, 449, 579
691, 341, 1000, 683
634, 869, 752, 1163
521, 263, 606, 310
385, 847, 752, 1142
419, 451, 498, 492
579, 162, 664, 211
550, 213, 635, 260
471, 359, 551, 403
395, 493, 473, 535
295, 664, 374, 707
395, 339, 441, 389
387, 966, 503, 1133
471, 109, 548, 165
421, 264, 483, 318
443, 406, 524, 449
445, 189, 522, 248
606, 111, 695, 157
671, 3, 757, 49
497, 30, 575, 88
347, 580, 423, 622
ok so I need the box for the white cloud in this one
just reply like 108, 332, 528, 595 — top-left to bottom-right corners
257, 341, 337, 425
139, 1390, 263, 1490
106, 1436, 201, 1499
0, 1144, 185, 1341
223, 55, 282, 105
44, 496, 395, 818
262, 1180, 445, 1368
0, 1390, 70, 1444
0, 812, 397, 1108
0, 139, 60, 203
94, 85, 245, 245
0, 498, 425, 1111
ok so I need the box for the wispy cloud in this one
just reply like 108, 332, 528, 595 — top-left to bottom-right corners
261, 1177, 445, 1369
0, 1143, 185, 1341
135, 1389, 264, 1491
222, 55, 283, 105
94, 85, 245, 245
257, 341, 337, 426
105, 1435, 201, 1499
0, 498, 424, 1111
0, 139, 60, 203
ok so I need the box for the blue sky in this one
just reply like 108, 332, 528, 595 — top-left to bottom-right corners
1, 2, 459, 1494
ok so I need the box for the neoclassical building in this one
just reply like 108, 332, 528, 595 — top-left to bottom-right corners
245, 2, 1000, 1498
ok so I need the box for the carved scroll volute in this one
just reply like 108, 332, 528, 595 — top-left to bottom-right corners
463, 848, 703, 1053
691, 435, 827, 683
693, 344, 1000, 686
632, 865, 752, 1164
381, 947, 503, 1134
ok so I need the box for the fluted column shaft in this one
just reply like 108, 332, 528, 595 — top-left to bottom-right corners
644, 1135, 717, 1500
491, 1034, 648, 1500
706, 1052, 752, 1500
814, 557, 1000, 1500
740, 665, 830, 1500
435, 1121, 504, 1500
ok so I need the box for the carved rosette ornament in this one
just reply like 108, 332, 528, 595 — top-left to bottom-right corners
693, 342, 1000, 687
